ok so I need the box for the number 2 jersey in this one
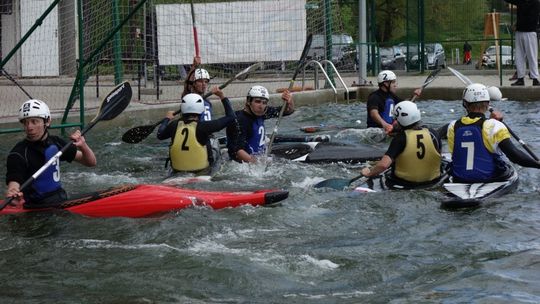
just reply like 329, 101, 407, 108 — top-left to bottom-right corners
6, 135, 77, 204
447, 113, 511, 182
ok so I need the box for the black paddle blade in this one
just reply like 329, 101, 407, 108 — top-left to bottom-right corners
122, 123, 160, 144
95, 81, 132, 122
440, 198, 481, 210
313, 178, 351, 190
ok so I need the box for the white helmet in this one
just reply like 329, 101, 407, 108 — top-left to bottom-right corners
463, 83, 490, 103
487, 86, 503, 101
247, 85, 269, 101
193, 68, 210, 81
181, 93, 205, 115
18, 99, 50, 122
377, 70, 397, 84
393, 100, 421, 127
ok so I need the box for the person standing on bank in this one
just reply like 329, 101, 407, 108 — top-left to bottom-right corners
5, 99, 97, 208
504, 0, 540, 86
226, 86, 294, 163
361, 101, 443, 186
366, 70, 422, 134
463, 41, 472, 64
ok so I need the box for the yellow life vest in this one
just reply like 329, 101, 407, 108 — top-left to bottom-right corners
169, 122, 208, 172
394, 129, 441, 183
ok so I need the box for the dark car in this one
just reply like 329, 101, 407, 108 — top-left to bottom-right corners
380, 46, 406, 70
404, 43, 446, 70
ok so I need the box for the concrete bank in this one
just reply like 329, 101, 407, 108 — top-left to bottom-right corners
1, 69, 538, 126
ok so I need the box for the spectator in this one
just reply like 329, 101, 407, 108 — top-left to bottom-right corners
504, 0, 540, 86
463, 41, 472, 64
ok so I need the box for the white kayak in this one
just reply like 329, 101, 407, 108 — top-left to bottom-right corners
440, 164, 519, 209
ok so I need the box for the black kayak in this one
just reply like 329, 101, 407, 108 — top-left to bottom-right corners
271, 142, 386, 164
440, 164, 519, 209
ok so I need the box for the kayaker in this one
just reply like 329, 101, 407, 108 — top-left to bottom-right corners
366, 70, 422, 134
225, 85, 294, 163
5, 99, 97, 208
443, 83, 540, 182
361, 101, 443, 185
157, 89, 236, 175
158, 62, 221, 166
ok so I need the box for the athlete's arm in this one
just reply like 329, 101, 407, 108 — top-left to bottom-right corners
71, 130, 97, 167
235, 149, 256, 163
369, 109, 393, 134
362, 155, 392, 177
437, 123, 449, 139
156, 120, 177, 140
499, 139, 540, 169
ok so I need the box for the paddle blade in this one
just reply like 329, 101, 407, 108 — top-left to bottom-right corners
440, 198, 481, 210
94, 81, 132, 122
122, 123, 159, 144
236, 62, 264, 81
313, 178, 351, 190
447, 67, 473, 85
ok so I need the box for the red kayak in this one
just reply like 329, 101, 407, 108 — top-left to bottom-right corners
0, 184, 289, 218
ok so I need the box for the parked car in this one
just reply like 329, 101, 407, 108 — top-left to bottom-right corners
483, 45, 513, 68
306, 34, 354, 64
380, 46, 406, 70
426, 43, 446, 69
406, 43, 445, 70
399, 44, 419, 69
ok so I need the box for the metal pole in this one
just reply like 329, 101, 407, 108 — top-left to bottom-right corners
112, 0, 123, 85
358, 0, 367, 84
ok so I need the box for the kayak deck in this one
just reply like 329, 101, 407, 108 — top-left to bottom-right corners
0, 184, 289, 218
440, 166, 519, 209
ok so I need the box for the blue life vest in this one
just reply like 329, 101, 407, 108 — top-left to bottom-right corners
32, 144, 62, 198
200, 99, 213, 121
452, 119, 497, 181
248, 117, 265, 154
382, 96, 395, 124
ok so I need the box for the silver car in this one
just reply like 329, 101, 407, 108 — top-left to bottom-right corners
425, 43, 446, 69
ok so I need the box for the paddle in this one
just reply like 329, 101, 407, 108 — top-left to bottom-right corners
313, 173, 370, 190
190, 0, 200, 57
410, 67, 441, 102
264, 33, 313, 159
447, 66, 472, 86
217, 134, 330, 146
1, 81, 133, 210
121, 62, 263, 144
300, 124, 360, 133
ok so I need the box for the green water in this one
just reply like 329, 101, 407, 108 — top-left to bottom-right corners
0, 100, 539, 303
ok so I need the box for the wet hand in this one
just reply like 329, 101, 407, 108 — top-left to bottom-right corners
211, 86, 225, 99
70, 130, 86, 147
165, 110, 175, 120
361, 167, 371, 177
489, 110, 503, 121
5, 188, 23, 205
383, 123, 394, 135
